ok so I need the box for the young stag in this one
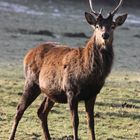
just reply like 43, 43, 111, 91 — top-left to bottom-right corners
9, 0, 127, 139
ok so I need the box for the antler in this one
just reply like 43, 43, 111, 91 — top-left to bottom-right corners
88, 0, 99, 16
111, 0, 123, 15
88, 0, 123, 17
99, 8, 103, 15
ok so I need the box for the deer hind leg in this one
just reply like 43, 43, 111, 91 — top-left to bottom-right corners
85, 96, 97, 140
37, 97, 54, 140
9, 81, 41, 140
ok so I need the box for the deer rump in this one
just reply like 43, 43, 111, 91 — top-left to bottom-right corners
24, 42, 105, 104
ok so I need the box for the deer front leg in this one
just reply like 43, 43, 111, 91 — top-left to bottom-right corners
67, 91, 79, 140
85, 96, 97, 140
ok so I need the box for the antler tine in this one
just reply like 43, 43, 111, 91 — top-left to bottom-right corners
99, 8, 103, 15
88, 0, 99, 16
111, 0, 123, 15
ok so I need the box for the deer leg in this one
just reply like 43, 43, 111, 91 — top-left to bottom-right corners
9, 82, 41, 140
85, 96, 97, 140
67, 91, 79, 140
37, 97, 54, 140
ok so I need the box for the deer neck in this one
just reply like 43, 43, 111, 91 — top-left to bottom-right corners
83, 34, 114, 76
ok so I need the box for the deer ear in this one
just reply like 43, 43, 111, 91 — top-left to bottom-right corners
85, 12, 96, 26
115, 14, 127, 26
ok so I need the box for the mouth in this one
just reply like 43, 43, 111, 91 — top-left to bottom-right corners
103, 38, 111, 47
104, 38, 110, 42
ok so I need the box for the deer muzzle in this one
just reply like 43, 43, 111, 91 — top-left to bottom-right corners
102, 32, 110, 40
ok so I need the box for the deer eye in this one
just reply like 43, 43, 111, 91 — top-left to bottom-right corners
96, 25, 99, 29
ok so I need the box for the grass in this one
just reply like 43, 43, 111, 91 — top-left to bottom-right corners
0, 67, 140, 140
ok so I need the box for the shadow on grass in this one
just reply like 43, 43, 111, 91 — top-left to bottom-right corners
106, 112, 140, 120
8, 101, 17, 107
52, 135, 81, 140
128, 99, 140, 104
25, 132, 41, 140
96, 101, 140, 109
114, 136, 133, 140
96, 101, 140, 120
51, 109, 62, 114
25, 134, 76, 140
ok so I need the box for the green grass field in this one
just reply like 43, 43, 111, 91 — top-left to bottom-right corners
0, 66, 140, 140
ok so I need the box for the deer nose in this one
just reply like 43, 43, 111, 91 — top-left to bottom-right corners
102, 33, 110, 40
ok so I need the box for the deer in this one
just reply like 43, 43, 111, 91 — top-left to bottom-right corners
9, 0, 127, 140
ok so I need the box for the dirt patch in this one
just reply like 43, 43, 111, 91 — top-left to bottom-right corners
63, 32, 89, 38
133, 34, 140, 38
5, 28, 55, 37
122, 102, 140, 109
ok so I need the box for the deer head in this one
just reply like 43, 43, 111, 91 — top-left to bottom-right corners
85, 0, 127, 48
